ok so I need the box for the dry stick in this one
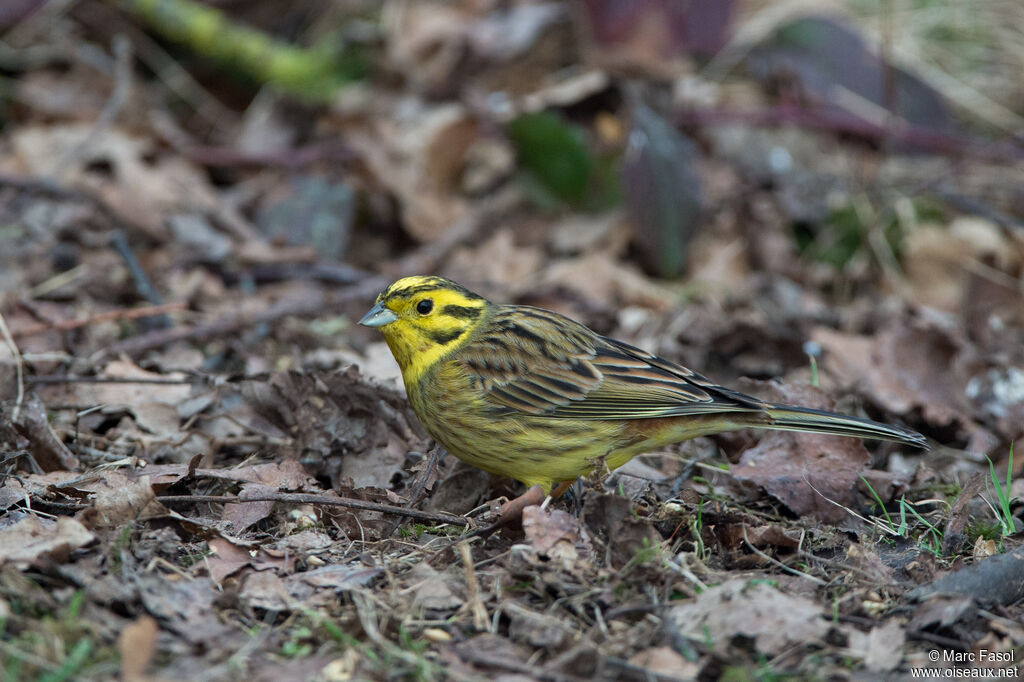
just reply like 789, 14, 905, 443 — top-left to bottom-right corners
53, 35, 133, 175
27, 375, 192, 385
458, 541, 489, 631
14, 302, 188, 338
110, 230, 171, 329
156, 492, 469, 527
384, 444, 445, 538
0, 312, 26, 422
741, 526, 828, 586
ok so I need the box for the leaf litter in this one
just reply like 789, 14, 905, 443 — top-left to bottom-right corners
1, 1, 1023, 680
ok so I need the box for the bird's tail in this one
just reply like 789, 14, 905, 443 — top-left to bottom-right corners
761, 404, 928, 449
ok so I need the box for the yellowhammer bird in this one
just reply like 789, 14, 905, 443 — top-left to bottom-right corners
359, 276, 926, 496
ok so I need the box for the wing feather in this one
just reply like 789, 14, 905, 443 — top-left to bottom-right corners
455, 305, 767, 419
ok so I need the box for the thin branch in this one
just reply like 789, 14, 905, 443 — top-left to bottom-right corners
14, 302, 187, 338
157, 492, 469, 527
0, 311, 25, 422
26, 375, 192, 385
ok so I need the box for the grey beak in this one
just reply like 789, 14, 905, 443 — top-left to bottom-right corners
358, 301, 399, 327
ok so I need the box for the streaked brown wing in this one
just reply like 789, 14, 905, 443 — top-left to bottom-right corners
457, 305, 766, 419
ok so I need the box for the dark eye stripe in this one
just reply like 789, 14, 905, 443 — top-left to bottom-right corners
441, 304, 482, 321
427, 328, 466, 345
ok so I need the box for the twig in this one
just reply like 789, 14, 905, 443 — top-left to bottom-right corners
458, 541, 489, 631
53, 34, 134, 176
110, 230, 170, 329
741, 526, 827, 586
181, 141, 356, 169
27, 375, 192, 385
385, 444, 444, 538
156, 492, 469, 527
13, 302, 187, 338
0, 311, 25, 422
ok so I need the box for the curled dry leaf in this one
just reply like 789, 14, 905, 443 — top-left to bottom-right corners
519, 505, 594, 574
5, 394, 79, 471
0, 515, 94, 569
240, 367, 428, 490
90, 475, 169, 528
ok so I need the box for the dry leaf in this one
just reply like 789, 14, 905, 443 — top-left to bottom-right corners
731, 382, 870, 522
669, 579, 829, 655
0, 516, 95, 569
118, 615, 159, 682
845, 620, 905, 672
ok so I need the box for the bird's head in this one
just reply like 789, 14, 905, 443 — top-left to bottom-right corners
359, 276, 489, 382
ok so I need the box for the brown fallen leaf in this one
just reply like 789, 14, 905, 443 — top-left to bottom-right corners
90, 476, 169, 528
844, 619, 905, 672
669, 578, 829, 656
504, 601, 576, 650
222, 482, 276, 532
5, 395, 79, 471
9, 124, 217, 239
581, 493, 662, 569
241, 367, 427, 491
845, 543, 896, 586
206, 536, 257, 584
741, 523, 801, 551
731, 381, 870, 523
407, 562, 462, 612
118, 615, 159, 682
239, 570, 291, 612
137, 575, 238, 646
811, 320, 973, 429
0, 515, 95, 569
627, 646, 700, 679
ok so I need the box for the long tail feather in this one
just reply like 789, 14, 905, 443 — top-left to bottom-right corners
762, 404, 928, 449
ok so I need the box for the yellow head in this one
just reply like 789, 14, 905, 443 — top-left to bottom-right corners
359, 276, 490, 384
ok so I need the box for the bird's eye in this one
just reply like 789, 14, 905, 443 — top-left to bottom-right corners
416, 299, 434, 315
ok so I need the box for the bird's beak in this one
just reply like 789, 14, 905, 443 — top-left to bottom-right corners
358, 301, 399, 328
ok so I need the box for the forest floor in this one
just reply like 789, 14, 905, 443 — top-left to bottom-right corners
1, 1, 1023, 680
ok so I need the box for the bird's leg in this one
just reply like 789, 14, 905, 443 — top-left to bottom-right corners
495, 484, 546, 523
549, 480, 575, 499
468, 479, 580, 538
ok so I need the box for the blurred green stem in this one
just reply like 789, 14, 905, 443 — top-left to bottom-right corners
117, 0, 350, 99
